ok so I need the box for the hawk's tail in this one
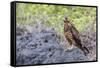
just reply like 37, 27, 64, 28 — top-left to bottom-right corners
76, 42, 89, 56
80, 46, 89, 56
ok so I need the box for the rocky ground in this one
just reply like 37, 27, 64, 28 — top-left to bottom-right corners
16, 24, 97, 65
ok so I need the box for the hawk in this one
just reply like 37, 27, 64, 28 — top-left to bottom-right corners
64, 17, 89, 55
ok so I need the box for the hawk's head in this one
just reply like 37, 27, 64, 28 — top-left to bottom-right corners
64, 17, 70, 24
64, 17, 72, 28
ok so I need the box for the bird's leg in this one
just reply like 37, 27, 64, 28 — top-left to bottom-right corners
66, 39, 75, 51
67, 44, 74, 51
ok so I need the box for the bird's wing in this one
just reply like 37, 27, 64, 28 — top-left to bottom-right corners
71, 24, 81, 43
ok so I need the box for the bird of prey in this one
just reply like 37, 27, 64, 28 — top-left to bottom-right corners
64, 17, 89, 55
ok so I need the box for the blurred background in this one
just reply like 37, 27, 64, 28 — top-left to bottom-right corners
16, 3, 96, 33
